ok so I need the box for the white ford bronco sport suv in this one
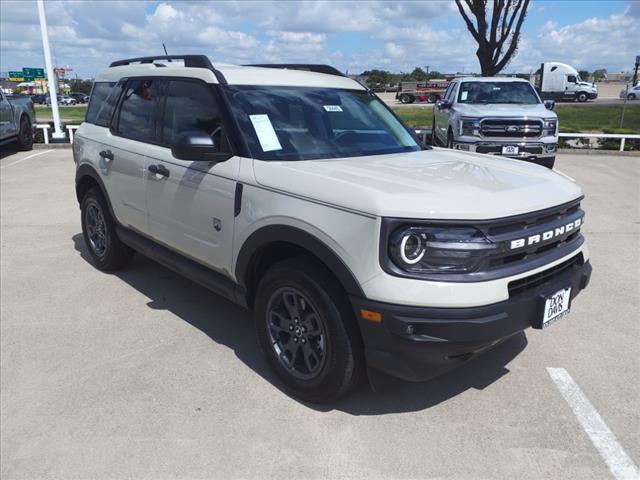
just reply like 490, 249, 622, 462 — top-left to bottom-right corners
74, 55, 591, 403
433, 77, 558, 169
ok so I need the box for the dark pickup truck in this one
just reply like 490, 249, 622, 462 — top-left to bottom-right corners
0, 92, 35, 150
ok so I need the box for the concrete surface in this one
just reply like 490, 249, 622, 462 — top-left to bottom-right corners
1, 148, 638, 479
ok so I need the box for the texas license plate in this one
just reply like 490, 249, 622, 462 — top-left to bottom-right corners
542, 287, 571, 328
502, 145, 519, 155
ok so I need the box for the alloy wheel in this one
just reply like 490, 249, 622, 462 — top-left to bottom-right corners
266, 287, 327, 380
85, 202, 108, 257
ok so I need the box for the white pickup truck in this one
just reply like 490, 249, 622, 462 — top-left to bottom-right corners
432, 77, 558, 169
0, 91, 35, 150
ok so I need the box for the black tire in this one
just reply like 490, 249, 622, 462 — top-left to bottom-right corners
576, 92, 588, 102
80, 187, 133, 271
428, 93, 437, 103
446, 129, 454, 149
400, 93, 413, 104
628, 93, 637, 101
536, 156, 555, 169
16, 115, 33, 151
254, 257, 364, 403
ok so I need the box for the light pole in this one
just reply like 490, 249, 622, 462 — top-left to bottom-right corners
37, 0, 66, 142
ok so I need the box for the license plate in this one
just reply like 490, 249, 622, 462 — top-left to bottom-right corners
542, 287, 571, 328
502, 145, 519, 155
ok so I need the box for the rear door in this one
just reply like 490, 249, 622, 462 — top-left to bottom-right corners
144, 79, 240, 274
108, 78, 163, 234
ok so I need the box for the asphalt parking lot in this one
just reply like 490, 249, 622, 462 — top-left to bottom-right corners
1, 148, 638, 479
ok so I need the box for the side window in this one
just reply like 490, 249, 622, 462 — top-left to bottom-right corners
116, 78, 162, 143
86, 82, 115, 124
567, 75, 577, 83
161, 80, 222, 146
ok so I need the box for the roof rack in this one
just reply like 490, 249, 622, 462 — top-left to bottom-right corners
245, 64, 346, 77
109, 55, 227, 84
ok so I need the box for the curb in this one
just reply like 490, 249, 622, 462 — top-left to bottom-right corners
33, 143, 72, 149
557, 149, 639, 157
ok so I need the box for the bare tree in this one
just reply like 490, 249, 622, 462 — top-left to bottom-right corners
455, 0, 530, 76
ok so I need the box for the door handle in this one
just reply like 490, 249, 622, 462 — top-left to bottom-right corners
148, 164, 170, 178
99, 150, 114, 161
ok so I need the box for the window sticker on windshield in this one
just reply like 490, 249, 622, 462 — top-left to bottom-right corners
460, 91, 468, 101
249, 114, 282, 152
323, 105, 343, 112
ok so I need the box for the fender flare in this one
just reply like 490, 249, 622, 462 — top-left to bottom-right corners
235, 225, 365, 298
75, 164, 116, 219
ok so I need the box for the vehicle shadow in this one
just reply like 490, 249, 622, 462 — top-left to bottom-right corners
72, 233, 527, 415
0, 144, 21, 159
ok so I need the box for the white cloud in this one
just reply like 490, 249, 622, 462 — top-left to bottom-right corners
0, 0, 637, 78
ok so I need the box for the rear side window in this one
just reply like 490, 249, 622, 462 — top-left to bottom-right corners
116, 78, 162, 143
160, 80, 222, 146
86, 82, 115, 125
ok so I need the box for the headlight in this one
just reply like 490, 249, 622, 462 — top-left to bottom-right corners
459, 118, 480, 137
388, 225, 496, 275
544, 119, 557, 136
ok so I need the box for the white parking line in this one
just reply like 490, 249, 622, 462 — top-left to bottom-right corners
0, 150, 54, 169
547, 367, 640, 480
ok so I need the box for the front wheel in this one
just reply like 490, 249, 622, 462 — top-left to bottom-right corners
576, 92, 588, 102
254, 257, 364, 403
16, 116, 33, 151
446, 129, 454, 149
628, 93, 637, 100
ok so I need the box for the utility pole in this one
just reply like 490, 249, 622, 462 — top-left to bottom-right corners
633, 55, 639, 86
37, 0, 66, 142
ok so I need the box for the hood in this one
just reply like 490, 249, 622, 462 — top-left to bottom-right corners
454, 103, 555, 119
252, 148, 582, 220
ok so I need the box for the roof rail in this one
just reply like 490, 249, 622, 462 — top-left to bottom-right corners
245, 64, 346, 77
109, 55, 227, 84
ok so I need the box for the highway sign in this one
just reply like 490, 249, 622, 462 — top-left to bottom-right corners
22, 67, 46, 81
8, 71, 24, 81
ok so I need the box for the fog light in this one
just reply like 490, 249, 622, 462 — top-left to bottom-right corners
458, 144, 470, 151
406, 325, 414, 335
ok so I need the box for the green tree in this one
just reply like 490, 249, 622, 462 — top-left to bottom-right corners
578, 70, 590, 81
592, 69, 607, 82
68, 79, 94, 94
362, 69, 392, 89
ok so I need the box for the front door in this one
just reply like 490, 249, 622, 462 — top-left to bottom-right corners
144, 79, 239, 275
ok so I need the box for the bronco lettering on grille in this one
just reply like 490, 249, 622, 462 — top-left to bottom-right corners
510, 218, 582, 250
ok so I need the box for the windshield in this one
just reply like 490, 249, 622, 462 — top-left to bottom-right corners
457, 81, 540, 105
224, 86, 419, 161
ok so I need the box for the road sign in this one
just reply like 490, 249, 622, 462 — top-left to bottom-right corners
21, 67, 46, 81
636, 55, 640, 65
8, 71, 24, 81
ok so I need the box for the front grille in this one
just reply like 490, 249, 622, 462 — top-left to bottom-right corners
478, 198, 584, 271
508, 253, 583, 296
480, 119, 542, 138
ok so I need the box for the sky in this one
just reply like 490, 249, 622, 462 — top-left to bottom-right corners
0, 0, 638, 79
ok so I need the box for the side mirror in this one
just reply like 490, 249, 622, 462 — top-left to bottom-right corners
437, 99, 452, 110
544, 100, 555, 110
171, 131, 231, 162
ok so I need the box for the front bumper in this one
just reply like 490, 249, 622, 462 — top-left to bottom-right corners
351, 257, 591, 382
588, 92, 598, 100
453, 140, 557, 160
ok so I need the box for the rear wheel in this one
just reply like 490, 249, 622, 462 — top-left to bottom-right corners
254, 257, 364, 403
81, 187, 133, 271
16, 116, 33, 151
400, 93, 414, 104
